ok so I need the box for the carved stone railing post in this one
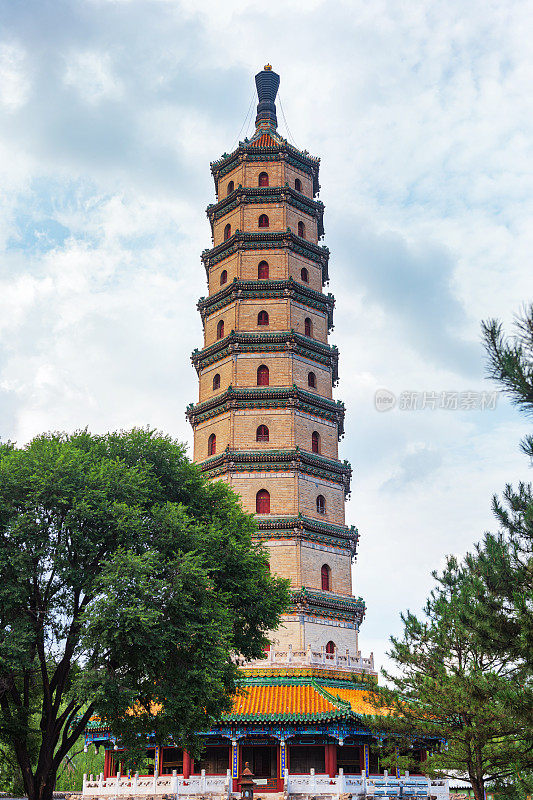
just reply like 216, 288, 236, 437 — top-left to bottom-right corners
338, 767, 344, 795
172, 769, 178, 795
225, 768, 232, 797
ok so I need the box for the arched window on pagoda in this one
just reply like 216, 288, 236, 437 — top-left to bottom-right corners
304, 317, 312, 337
308, 371, 316, 389
312, 431, 320, 454
216, 320, 224, 340
258, 310, 269, 326
258, 172, 269, 187
256, 425, 269, 442
295, 178, 302, 192
321, 564, 331, 591
258, 214, 269, 228
258, 260, 269, 279
227, 181, 234, 195
212, 373, 221, 390
208, 434, 216, 456
257, 364, 269, 386
325, 641, 335, 654
316, 494, 326, 514
220, 269, 228, 286
298, 221, 305, 238
301, 267, 309, 283
224, 223, 231, 240
256, 489, 270, 514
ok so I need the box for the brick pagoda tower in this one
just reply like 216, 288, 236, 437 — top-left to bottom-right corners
84, 68, 446, 799
187, 64, 367, 662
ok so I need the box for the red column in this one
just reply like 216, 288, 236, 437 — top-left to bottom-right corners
183, 751, 191, 779
329, 745, 337, 778
359, 746, 365, 774
325, 744, 336, 778
104, 750, 112, 780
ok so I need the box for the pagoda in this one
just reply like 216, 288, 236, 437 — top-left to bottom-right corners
83, 67, 448, 800
186, 61, 375, 786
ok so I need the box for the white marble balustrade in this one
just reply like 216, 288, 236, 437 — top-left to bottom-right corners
246, 644, 375, 673
83, 767, 449, 799
283, 768, 449, 799
83, 768, 232, 797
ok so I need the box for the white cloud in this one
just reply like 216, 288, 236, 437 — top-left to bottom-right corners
0, 41, 29, 111
64, 50, 123, 104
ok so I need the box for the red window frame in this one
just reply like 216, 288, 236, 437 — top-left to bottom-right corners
256, 425, 269, 442
256, 489, 270, 514
257, 365, 269, 386
258, 260, 269, 279
321, 564, 330, 590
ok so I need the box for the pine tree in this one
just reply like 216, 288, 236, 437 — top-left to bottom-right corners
367, 558, 532, 800
464, 305, 533, 670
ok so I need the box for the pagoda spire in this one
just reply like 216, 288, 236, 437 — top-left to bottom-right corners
254, 64, 280, 129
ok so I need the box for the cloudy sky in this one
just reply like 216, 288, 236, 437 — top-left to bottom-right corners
0, 0, 531, 669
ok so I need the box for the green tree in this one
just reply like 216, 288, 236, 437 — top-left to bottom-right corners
482, 303, 533, 459
54, 737, 104, 793
462, 306, 533, 669
458, 304, 533, 796
368, 557, 532, 800
0, 428, 289, 800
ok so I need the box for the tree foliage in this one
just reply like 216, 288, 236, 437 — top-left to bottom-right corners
368, 304, 533, 800
367, 558, 532, 800
482, 303, 533, 459
0, 428, 289, 800
464, 305, 533, 672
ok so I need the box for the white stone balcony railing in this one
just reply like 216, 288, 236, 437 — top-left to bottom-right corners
83, 769, 233, 797
285, 768, 449, 799
83, 768, 449, 798
244, 643, 376, 674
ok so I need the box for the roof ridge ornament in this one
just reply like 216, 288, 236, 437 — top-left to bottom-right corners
255, 65, 280, 129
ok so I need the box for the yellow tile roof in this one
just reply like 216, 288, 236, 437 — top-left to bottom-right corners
224, 681, 376, 722
322, 686, 378, 716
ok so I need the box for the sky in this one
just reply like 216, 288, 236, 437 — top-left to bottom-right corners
0, 0, 531, 670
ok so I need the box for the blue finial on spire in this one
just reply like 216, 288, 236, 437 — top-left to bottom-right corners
255, 65, 280, 128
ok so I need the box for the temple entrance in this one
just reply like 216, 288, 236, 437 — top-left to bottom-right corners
337, 745, 362, 774
162, 747, 183, 774
195, 745, 230, 775
241, 744, 277, 779
288, 745, 326, 774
